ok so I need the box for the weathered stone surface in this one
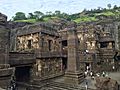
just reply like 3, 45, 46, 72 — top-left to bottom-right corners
0, 13, 9, 64
95, 77, 118, 90
7, 21, 32, 29
0, 67, 14, 89
64, 27, 84, 85
0, 13, 7, 27
0, 12, 120, 89
0, 13, 14, 89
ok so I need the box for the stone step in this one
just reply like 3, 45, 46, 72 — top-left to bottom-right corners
46, 81, 81, 90
17, 81, 94, 90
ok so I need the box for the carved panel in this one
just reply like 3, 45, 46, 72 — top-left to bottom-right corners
34, 58, 62, 79
16, 33, 39, 51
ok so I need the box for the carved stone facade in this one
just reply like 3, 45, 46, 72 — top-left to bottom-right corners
33, 58, 62, 80
59, 20, 119, 73
77, 22, 117, 72
17, 33, 39, 51
0, 12, 120, 89
9, 22, 63, 84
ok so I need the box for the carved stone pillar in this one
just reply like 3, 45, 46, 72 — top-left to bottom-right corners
64, 27, 84, 85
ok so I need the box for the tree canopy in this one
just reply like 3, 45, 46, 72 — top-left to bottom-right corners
12, 4, 120, 23
12, 12, 26, 20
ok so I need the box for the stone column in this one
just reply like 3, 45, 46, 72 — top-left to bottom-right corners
64, 27, 84, 85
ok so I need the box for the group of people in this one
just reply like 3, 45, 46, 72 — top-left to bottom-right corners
84, 66, 95, 90
96, 71, 109, 77
84, 65, 94, 79
84, 70, 95, 79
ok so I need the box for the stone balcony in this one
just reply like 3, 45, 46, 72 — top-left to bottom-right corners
35, 51, 62, 58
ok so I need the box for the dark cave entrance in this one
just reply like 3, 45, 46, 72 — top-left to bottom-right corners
15, 66, 32, 83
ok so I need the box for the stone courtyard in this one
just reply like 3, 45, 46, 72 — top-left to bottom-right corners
16, 71, 120, 90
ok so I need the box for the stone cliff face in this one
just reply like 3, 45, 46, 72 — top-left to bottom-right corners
0, 13, 14, 90
0, 13, 9, 64
7, 21, 32, 29
0, 13, 7, 27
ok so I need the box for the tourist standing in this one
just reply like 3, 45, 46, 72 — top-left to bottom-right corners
85, 81, 88, 90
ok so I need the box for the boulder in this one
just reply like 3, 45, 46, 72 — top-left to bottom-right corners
0, 13, 7, 27
95, 77, 118, 90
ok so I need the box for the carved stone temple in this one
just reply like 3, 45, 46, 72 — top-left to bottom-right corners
0, 12, 120, 90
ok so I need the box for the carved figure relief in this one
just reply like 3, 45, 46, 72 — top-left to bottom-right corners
35, 58, 62, 78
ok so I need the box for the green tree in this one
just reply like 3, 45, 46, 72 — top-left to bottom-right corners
34, 11, 44, 19
28, 13, 36, 19
55, 10, 61, 15
113, 5, 118, 10
46, 11, 52, 15
13, 12, 26, 20
107, 4, 111, 9
62, 13, 69, 18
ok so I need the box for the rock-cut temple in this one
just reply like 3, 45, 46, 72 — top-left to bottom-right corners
0, 12, 120, 90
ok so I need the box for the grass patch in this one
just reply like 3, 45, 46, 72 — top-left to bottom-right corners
43, 16, 59, 21
15, 19, 37, 23
73, 16, 98, 23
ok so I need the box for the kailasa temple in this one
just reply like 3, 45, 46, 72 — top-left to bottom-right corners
0, 12, 120, 90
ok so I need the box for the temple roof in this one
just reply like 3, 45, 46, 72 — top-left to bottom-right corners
15, 22, 59, 37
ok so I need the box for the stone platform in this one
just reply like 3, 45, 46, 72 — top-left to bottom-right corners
27, 75, 96, 90
25, 72, 120, 90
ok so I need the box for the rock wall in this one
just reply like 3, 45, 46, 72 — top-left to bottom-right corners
0, 13, 9, 64
0, 13, 14, 89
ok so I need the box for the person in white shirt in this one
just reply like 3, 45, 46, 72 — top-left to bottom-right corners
85, 81, 88, 90
90, 71, 93, 77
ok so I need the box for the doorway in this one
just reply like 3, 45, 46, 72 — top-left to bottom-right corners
62, 58, 67, 71
15, 66, 31, 82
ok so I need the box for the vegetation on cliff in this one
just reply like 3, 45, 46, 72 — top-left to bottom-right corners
12, 4, 120, 23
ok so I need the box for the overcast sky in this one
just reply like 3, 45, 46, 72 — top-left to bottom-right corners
0, 0, 120, 20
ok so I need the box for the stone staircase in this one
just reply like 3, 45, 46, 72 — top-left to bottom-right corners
29, 80, 88, 90
46, 81, 80, 90
18, 76, 95, 90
